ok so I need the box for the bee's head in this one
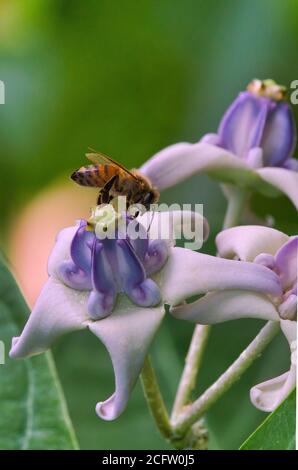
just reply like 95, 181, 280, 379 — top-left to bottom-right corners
70, 169, 80, 183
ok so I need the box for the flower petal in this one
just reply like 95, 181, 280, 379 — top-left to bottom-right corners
279, 294, 297, 321
280, 319, 297, 345
140, 142, 249, 191
257, 167, 298, 210
140, 141, 281, 197
48, 226, 78, 280
144, 239, 169, 275
156, 247, 282, 306
115, 239, 161, 307
70, 220, 94, 272
58, 260, 91, 290
216, 226, 289, 262
218, 91, 269, 158
250, 367, 296, 412
88, 296, 165, 420
250, 319, 296, 412
246, 147, 264, 169
127, 221, 149, 262
283, 158, 298, 171
200, 133, 221, 145
88, 239, 117, 320
171, 290, 279, 323
254, 253, 276, 269
138, 210, 209, 248
9, 278, 88, 359
261, 101, 296, 167
274, 237, 298, 290
50, 224, 93, 290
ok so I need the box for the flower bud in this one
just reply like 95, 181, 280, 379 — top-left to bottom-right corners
218, 79, 296, 168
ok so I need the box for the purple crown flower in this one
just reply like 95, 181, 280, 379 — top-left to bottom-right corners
10, 204, 282, 421
140, 79, 298, 210
58, 208, 168, 320
172, 226, 297, 412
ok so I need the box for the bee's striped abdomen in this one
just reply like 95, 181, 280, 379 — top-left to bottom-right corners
71, 164, 124, 188
71, 165, 107, 187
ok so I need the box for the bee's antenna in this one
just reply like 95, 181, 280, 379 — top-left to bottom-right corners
88, 146, 97, 152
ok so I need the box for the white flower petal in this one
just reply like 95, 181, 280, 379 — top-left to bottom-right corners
216, 226, 289, 262
48, 226, 78, 278
250, 319, 297, 412
250, 366, 296, 412
138, 210, 209, 248
140, 142, 249, 190
9, 278, 88, 359
200, 133, 221, 145
140, 141, 285, 198
257, 167, 298, 210
88, 296, 165, 421
280, 319, 297, 346
246, 147, 264, 169
157, 247, 282, 306
274, 237, 298, 291
171, 290, 279, 323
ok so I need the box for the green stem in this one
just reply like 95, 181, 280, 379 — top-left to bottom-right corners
170, 186, 247, 427
171, 325, 211, 420
172, 321, 280, 434
140, 356, 173, 441
222, 186, 248, 229
46, 352, 80, 450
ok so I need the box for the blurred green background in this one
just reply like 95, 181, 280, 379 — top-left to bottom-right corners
0, 0, 297, 450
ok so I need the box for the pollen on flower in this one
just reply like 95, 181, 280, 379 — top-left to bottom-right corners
247, 78, 287, 101
88, 202, 124, 239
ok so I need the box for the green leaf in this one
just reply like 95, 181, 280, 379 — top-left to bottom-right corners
0, 254, 79, 450
239, 390, 296, 450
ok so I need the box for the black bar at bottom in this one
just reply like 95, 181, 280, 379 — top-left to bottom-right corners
0, 449, 296, 466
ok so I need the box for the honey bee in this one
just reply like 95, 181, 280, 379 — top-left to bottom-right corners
71, 150, 159, 211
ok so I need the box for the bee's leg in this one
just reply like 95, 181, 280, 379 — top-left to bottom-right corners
126, 192, 131, 210
97, 192, 103, 205
126, 193, 140, 217
100, 174, 119, 204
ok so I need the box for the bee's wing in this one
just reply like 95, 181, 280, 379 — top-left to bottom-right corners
86, 149, 137, 180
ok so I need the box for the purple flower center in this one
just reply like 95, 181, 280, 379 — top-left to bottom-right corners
58, 219, 169, 320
